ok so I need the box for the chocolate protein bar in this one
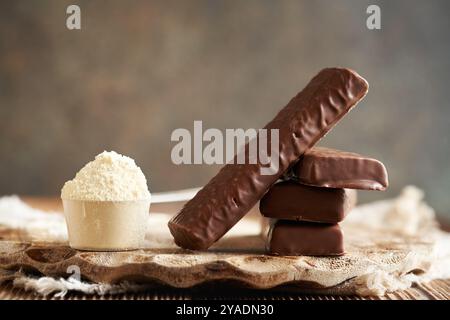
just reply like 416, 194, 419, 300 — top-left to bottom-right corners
267, 220, 344, 256
169, 68, 369, 250
292, 147, 388, 190
260, 181, 357, 223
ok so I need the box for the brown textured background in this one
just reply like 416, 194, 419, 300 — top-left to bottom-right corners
0, 0, 449, 220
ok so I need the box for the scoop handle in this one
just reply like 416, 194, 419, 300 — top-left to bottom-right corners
151, 187, 201, 203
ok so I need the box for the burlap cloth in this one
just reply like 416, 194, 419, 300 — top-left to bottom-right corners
0, 186, 449, 297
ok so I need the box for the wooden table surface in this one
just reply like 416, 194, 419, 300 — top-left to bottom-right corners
0, 197, 449, 300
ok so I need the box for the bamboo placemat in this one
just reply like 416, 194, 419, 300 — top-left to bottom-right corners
1, 279, 449, 300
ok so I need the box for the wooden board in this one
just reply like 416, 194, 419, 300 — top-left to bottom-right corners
0, 213, 438, 296
0, 196, 449, 299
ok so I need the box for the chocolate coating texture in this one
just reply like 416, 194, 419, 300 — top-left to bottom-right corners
268, 220, 344, 256
293, 147, 388, 190
260, 181, 357, 223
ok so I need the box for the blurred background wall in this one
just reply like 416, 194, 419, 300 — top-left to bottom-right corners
1, 0, 449, 220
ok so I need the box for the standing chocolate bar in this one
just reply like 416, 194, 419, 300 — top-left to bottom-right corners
169, 68, 369, 250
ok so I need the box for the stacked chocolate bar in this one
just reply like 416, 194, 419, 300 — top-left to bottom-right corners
260, 147, 388, 256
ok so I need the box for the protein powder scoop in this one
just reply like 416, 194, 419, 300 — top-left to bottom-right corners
61, 151, 151, 251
